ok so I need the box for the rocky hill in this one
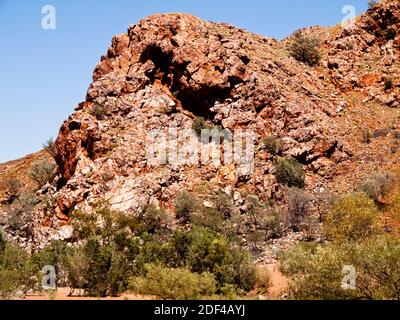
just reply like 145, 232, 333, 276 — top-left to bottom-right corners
1, 0, 400, 253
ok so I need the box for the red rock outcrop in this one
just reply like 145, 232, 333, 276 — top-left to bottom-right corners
53, 13, 349, 217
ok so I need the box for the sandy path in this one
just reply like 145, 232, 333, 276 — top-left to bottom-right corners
266, 264, 288, 299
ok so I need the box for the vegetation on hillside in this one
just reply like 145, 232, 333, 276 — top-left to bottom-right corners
279, 171, 400, 300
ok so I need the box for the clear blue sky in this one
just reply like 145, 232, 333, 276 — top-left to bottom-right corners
0, 0, 368, 163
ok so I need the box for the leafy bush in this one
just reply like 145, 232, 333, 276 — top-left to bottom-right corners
289, 32, 321, 67
368, 0, 378, 10
384, 77, 394, 91
358, 172, 394, 204
190, 192, 240, 238
262, 136, 282, 156
92, 104, 108, 120
5, 178, 22, 203
244, 195, 281, 238
0, 233, 5, 253
324, 193, 381, 242
186, 227, 256, 292
43, 138, 57, 159
64, 246, 87, 295
70, 203, 141, 296
28, 160, 56, 188
192, 116, 207, 136
274, 157, 305, 188
191, 207, 223, 236
361, 128, 372, 144
255, 265, 271, 294
7, 192, 38, 235
137, 204, 168, 235
280, 236, 400, 300
286, 188, 311, 229
129, 264, 216, 300
175, 191, 198, 223
31, 240, 69, 287
0, 242, 38, 298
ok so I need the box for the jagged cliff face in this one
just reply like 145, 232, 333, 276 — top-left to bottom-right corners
53, 13, 349, 220
54, 2, 400, 218
2, 1, 400, 249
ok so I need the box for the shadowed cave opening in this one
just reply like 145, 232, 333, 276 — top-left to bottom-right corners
140, 45, 240, 120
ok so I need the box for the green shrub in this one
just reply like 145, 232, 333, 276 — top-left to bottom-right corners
190, 192, 240, 238
358, 172, 394, 204
31, 240, 69, 286
361, 128, 372, 144
192, 206, 225, 232
274, 157, 305, 188
5, 178, 22, 203
70, 203, 141, 296
7, 192, 38, 234
129, 264, 216, 300
137, 204, 168, 235
64, 246, 87, 295
324, 193, 381, 242
28, 160, 56, 188
244, 195, 281, 238
186, 227, 256, 292
72, 202, 140, 241
286, 188, 311, 229
384, 77, 394, 91
92, 104, 108, 120
289, 32, 321, 67
192, 116, 207, 136
43, 138, 57, 159
0, 233, 5, 254
213, 191, 236, 219
0, 242, 38, 298
262, 136, 282, 156
255, 265, 271, 294
175, 191, 198, 223
280, 236, 400, 300
368, 0, 378, 10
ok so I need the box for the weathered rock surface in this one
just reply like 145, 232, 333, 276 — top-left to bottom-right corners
53, 13, 348, 220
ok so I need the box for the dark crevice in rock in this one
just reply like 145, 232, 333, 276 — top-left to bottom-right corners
140, 44, 241, 120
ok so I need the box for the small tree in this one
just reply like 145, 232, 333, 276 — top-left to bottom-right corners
7, 192, 38, 236
384, 77, 394, 91
175, 191, 198, 223
192, 117, 207, 136
28, 160, 56, 188
5, 178, 22, 203
368, 0, 379, 10
289, 31, 321, 67
255, 265, 271, 295
280, 236, 400, 300
286, 188, 311, 230
358, 172, 394, 204
274, 157, 305, 188
324, 193, 381, 242
262, 136, 282, 156
138, 204, 168, 235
